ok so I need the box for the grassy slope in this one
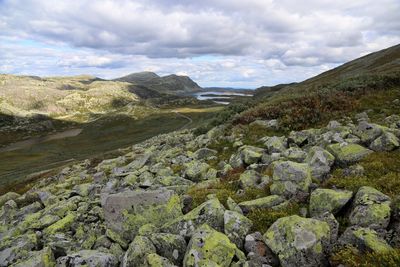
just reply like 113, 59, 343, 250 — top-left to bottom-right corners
233, 44, 400, 131
0, 106, 221, 194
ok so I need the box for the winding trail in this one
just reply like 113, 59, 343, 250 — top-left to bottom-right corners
173, 111, 193, 130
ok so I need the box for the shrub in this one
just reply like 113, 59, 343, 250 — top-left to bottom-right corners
325, 150, 400, 197
246, 203, 301, 233
330, 246, 400, 267
233, 73, 400, 131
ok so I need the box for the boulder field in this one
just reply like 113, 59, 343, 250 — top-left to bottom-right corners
1, 112, 400, 266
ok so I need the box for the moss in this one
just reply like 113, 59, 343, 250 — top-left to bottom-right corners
325, 150, 400, 197
246, 203, 301, 233
330, 246, 400, 267
187, 178, 270, 211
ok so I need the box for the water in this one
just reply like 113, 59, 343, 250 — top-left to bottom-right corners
193, 91, 252, 104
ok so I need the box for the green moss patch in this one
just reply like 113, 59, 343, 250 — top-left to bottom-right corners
330, 246, 400, 267
325, 150, 400, 197
246, 203, 301, 234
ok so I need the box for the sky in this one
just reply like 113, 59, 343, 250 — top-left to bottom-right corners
0, 0, 399, 88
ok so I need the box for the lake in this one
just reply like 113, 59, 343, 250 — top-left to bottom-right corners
193, 91, 253, 104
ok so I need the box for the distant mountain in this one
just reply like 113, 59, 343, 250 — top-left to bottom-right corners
115, 71, 160, 84
115, 72, 203, 95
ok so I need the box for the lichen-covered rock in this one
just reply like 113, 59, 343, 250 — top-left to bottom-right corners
327, 143, 372, 166
264, 215, 331, 267
184, 161, 210, 182
0, 234, 39, 266
288, 129, 319, 147
309, 189, 353, 216
238, 195, 285, 213
226, 197, 243, 215
229, 153, 243, 168
349, 186, 391, 229
239, 145, 264, 165
270, 161, 312, 198
57, 250, 118, 267
265, 136, 287, 153
239, 170, 267, 189
244, 232, 279, 267
106, 229, 128, 250
122, 236, 156, 267
353, 121, 383, 144
127, 153, 151, 171
162, 198, 225, 238
102, 189, 182, 239
0, 192, 20, 208
313, 212, 339, 242
183, 224, 244, 267
369, 131, 400, 151
338, 226, 393, 254
43, 212, 76, 235
11, 246, 55, 267
146, 253, 177, 267
306, 146, 335, 180
193, 148, 217, 160
148, 233, 187, 265
282, 147, 307, 163
224, 210, 252, 249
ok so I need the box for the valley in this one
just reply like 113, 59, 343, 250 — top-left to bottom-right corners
1, 44, 400, 267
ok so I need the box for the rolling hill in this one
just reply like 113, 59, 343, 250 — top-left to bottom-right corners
115, 71, 203, 94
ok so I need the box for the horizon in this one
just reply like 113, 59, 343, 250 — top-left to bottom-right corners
1, 0, 399, 88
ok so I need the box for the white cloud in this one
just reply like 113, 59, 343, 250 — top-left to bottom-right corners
0, 0, 399, 87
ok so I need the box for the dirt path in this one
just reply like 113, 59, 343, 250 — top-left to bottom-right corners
173, 111, 193, 130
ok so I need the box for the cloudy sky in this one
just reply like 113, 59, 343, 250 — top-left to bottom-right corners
0, 0, 399, 88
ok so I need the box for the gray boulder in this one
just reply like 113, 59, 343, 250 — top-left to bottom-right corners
327, 143, 372, 166
265, 136, 287, 154
184, 161, 210, 182
349, 186, 391, 229
122, 236, 156, 267
224, 210, 253, 249
264, 215, 331, 267
102, 189, 182, 239
56, 250, 118, 267
369, 131, 400, 151
353, 121, 383, 144
244, 232, 279, 267
193, 148, 217, 160
148, 233, 187, 265
162, 198, 225, 238
183, 224, 244, 267
270, 161, 312, 198
306, 147, 335, 180
309, 188, 353, 217
239, 146, 264, 165
338, 226, 393, 253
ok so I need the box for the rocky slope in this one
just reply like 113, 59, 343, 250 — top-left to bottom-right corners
2, 108, 400, 266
